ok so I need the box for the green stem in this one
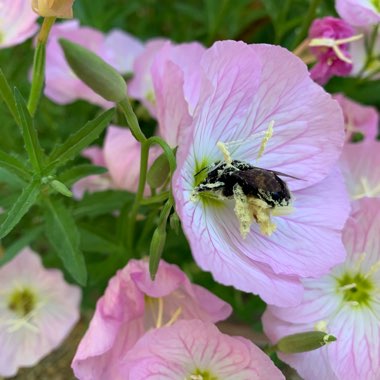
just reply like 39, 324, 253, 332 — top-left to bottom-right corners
27, 17, 56, 116
293, 0, 322, 48
118, 97, 147, 143
141, 191, 170, 205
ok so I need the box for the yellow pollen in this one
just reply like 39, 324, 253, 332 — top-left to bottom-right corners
314, 320, 328, 333
309, 34, 363, 64
216, 141, 233, 166
257, 120, 274, 160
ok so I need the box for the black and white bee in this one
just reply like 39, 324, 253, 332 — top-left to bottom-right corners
195, 159, 297, 208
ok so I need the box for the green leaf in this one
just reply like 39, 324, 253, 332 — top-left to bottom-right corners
58, 164, 108, 187
0, 69, 20, 124
0, 180, 40, 239
44, 198, 87, 285
47, 108, 115, 171
0, 226, 43, 266
14, 89, 45, 174
0, 150, 31, 182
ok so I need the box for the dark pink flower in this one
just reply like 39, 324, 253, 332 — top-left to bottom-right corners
72, 259, 231, 380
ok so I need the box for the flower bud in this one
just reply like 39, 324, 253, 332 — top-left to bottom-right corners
147, 152, 170, 189
59, 39, 127, 102
149, 227, 167, 281
276, 331, 337, 353
50, 179, 73, 197
32, 0, 74, 19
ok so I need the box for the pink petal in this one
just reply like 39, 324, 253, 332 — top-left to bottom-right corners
336, 0, 380, 27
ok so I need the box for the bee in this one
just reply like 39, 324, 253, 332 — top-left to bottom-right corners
195, 159, 298, 208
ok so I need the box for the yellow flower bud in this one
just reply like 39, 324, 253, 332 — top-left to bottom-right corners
32, 0, 74, 19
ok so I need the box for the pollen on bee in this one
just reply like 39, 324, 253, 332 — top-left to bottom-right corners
233, 184, 276, 238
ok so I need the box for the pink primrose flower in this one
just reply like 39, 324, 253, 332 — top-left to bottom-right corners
44, 20, 143, 106
0, 248, 81, 377
340, 140, 380, 199
333, 93, 379, 141
308, 17, 357, 84
173, 41, 350, 307
263, 198, 380, 380
0, 0, 38, 49
336, 0, 380, 27
72, 259, 232, 380
121, 319, 285, 380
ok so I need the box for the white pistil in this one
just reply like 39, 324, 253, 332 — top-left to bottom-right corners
339, 283, 357, 291
309, 34, 363, 64
352, 177, 380, 199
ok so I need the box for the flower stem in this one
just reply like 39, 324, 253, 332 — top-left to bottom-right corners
27, 17, 56, 117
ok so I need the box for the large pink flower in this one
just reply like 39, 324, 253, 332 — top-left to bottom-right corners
263, 198, 380, 380
72, 259, 232, 380
340, 140, 380, 199
121, 319, 285, 380
0, 0, 38, 49
0, 248, 81, 377
44, 20, 143, 106
336, 0, 380, 27
173, 41, 350, 307
333, 93, 379, 141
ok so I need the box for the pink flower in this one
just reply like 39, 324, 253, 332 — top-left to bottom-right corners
121, 319, 285, 380
340, 140, 380, 199
263, 198, 380, 380
72, 259, 232, 380
0, 248, 81, 377
308, 17, 358, 84
81, 41, 204, 194
336, 0, 380, 27
333, 93, 379, 141
173, 41, 350, 307
44, 20, 143, 106
0, 0, 38, 49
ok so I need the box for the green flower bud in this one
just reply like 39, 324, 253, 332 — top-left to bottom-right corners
169, 212, 180, 235
147, 152, 170, 189
50, 179, 73, 197
59, 39, 127, 102
149, 227, 167, 281
276, 331, 337, 354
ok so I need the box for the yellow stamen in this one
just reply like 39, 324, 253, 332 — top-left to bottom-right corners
314, 320, 328, 333
339, 283, 357, 291
164, 306, 182, 327
217, 141, 233, 166
365, 261, 380, 279
155, 297, 164, 328
257, 120, 274, 160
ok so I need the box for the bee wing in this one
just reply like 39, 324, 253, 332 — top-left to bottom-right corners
268, 170, 304, 181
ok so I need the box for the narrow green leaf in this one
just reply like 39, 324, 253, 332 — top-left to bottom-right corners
44, 198, 87, 285
14, 89, 45, 174
0, 150, 31, 181
0, 180, 40, 239
58, 164, 108, 187
47, 108, 115, 171
0, 69, 20, 124
0, 226, 43, 266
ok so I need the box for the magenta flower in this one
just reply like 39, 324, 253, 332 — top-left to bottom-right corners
0, 0, 38, 49
44, 20, 143, 106
72, 259, 232, 380
263, 198, 380, 380
121, 319, 285, 380
340, 140, 380, 199
336, 0, 380, 27
173, 41, 350, 307
334, 93, 379, 141
308, 17, 361, 84
0, 248, 81, 377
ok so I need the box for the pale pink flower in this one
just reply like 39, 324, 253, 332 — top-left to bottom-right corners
263, 198, 380, 380
0, 247, 81, 377
173, 41, 350, 307
308, 17, 357, 84
0, 0, 38, 49
44, 20, 143, 106
79, 41, 204, 195
336, 0, 380, 27
340, 140, 380, 199
72, 259, 232, 380
121, 319, 285, 380
333, 93, 379, 141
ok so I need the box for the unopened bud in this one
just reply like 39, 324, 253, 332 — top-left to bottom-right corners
147, 152, 170, 189
32, 0, 74, 19
276, 331, 337, 354
50, 179, 73, 197
149, 227, 166, 281
59, 39, 127, 102
169, 213, 180, 235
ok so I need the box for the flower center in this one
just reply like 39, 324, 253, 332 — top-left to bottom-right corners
7, 287, 36, 317
144, 296, 182, 328
337, 273, 373, 306
352, 177, 380, 200
189, 369, 218, 380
